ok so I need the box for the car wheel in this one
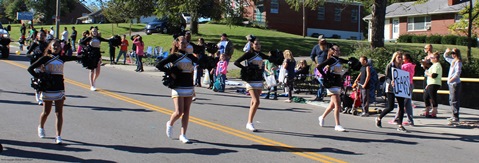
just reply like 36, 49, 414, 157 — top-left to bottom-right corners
0, 47, 8, 59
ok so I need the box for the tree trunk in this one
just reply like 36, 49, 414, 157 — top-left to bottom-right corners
467, 0, 473, 63
370, 0, 387, 49
191, 12, 199, 34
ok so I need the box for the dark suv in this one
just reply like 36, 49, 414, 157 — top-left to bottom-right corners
0, 23, 11, 58
145, 17, 186, 35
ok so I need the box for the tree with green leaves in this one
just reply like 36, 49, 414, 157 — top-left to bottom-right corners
2, 0, 28, 22
155, 0, 223, 34
25, 0, 77, 24
448, 0, 478, 63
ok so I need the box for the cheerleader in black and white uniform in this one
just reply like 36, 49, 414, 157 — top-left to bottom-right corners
27, 39, 82, 144
234, 38, 270, 132
27, 30, 48, 105
80, 27, 108, 91
156, 36, 199, 143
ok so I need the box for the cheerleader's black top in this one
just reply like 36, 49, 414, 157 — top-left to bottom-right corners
28, 54, 80, 91
156, 51, 199, 87
234, 50, 269, 69
27, 41, 48, 64
80, 36, 109, 58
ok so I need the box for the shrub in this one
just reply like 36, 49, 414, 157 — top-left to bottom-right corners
461, 58, 479, 78
441, 35, 458, 45
411, 35, 426, 43
397, 34, 412, 43
426, 34, 442, 44
455, 36, 478, 47
350, 45, 393, 74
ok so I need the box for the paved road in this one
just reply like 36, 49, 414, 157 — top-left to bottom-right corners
0, 47, 478, 163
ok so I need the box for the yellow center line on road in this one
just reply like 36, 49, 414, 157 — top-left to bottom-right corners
3, 60, 347, 163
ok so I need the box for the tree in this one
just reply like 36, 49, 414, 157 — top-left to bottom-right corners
155, 0, 223, 34
449, 0, 479, 63
26, 0, 77, 24
102, 0, 131, 25
2, 0, 28, 22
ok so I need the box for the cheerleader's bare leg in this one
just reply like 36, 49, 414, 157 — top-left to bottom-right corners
247, 89, 261, 123
54, 99, 64, 136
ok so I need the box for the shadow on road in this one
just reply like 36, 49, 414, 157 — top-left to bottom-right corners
194, 140, 361, 155
64, 104, 153, 113
1, 54, 31, 63
66, 140, 237, 155
0, 99, 37, 106
347, 128, 479, 143
257, 129, 417, 145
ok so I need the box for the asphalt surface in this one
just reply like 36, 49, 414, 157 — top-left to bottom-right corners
0, 46, 478, 163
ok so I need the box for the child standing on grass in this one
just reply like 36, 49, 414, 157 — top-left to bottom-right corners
215, 54, 228, 92
354, 56, 371, 117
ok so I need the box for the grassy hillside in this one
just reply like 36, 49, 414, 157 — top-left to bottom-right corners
7, 23, 479, 61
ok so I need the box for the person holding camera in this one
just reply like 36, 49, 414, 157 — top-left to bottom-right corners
156, 36, 198, 144
133, 35, 144, 72
28, 39, 82, 144
316, 45, 348, 132
444, 48, 462, 122
234, 38, 272, 132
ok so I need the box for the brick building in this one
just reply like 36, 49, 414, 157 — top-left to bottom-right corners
238, 0, 365, 40
363, 0, 473, 42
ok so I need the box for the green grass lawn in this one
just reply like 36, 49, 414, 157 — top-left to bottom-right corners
7, 23, 479, 63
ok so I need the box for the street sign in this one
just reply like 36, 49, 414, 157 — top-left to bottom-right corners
17, 12, 33, 20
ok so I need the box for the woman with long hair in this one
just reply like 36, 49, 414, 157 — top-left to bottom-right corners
80, 28, 109, 91
316, 45, 349, 132
444, 48, 462, 122
234, 38, 271, 132
133, 35, 144, 72
376, 51, 407, 132
282, 50, 296, 103
156, 36, 198, 143
27, 30, 48, 105
399, 53, 416, 126
27, 39, 82, 144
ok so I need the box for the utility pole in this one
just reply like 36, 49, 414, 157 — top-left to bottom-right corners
55, 0, 60, 39
302, 0, 306, 37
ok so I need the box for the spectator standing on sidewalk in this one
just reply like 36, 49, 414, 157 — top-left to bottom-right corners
376, 51, 407, 132
217, 33, 234, 61
264, 58, 278, 100
195, 38, 206, 87
116, 35, 129, 64
61, 27, 68, 42
282, 50, 296, 103
133, 35, 144, 72
444, 48, 462, 122
71, 27, 77, 51
20, 23, 26, 39
422, 52, 442, 118
354, 56, 371, 117
310, 37, 330, 101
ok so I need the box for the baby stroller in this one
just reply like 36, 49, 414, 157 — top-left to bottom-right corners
341, 86, 361, 114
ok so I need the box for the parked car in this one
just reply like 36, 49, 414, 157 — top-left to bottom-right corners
0, 23, 11, 59
145, 17, 186, 35
198, 17, 211, 24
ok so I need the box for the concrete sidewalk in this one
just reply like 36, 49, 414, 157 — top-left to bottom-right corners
101, 56, 478, 135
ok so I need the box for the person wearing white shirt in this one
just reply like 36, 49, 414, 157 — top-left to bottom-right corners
49, 26, 55, 37
61, 27, 68, 41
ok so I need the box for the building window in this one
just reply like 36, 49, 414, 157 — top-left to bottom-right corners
407, 16, 431, 31
334, 8, 341, 21
317, 6, 325, 20
351, 9, 358, 23
455, 14, 464, 22
271, 0, 279, 14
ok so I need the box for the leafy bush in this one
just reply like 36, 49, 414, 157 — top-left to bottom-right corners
441, 35, 458, 45
461, 58, 479, 78
397, 34, 412, 43
350, 45, 393, 74
426, 35, 442, 44
411, 35, 426, 43
455, 36, 478, 47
